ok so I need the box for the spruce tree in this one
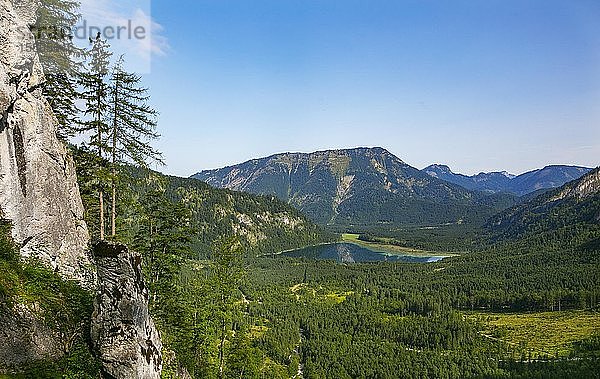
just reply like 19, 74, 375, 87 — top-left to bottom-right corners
107, 56, 162, 237
133, 179, 192, 309
79, 34, 112, 240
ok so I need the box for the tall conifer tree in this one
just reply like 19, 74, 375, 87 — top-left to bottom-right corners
107, 56, 162, 237
79, 34, 112, 240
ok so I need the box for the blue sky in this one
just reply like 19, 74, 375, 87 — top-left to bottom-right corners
89, 0, 600, 176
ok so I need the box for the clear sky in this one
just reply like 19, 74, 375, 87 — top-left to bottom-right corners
89, 0, 600, 176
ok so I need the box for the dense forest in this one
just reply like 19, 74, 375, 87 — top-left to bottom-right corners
151, 217, 600, 378
133, 170, 600, 378
71, 149, 600, 377
2, 207, 600, 378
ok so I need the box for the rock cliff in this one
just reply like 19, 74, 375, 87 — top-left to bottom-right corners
91, 241, 163, 379
0, 0, 93, 285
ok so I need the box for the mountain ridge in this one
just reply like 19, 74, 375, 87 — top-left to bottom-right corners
198, 147, 403, 172
423, 164, 592, 195
193, 147, 516, 226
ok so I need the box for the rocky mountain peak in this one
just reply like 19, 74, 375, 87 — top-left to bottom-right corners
423, 164, 453, 177
192, 148, 506, 226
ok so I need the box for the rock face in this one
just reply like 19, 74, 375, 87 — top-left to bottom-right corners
1, 3, 162, 376
0, 0, 93, 285
91, 241, 163, 379
551, 167, 600, 201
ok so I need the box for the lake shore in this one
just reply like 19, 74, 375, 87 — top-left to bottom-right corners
341, 233, 460, 258
265, 233, 460, 259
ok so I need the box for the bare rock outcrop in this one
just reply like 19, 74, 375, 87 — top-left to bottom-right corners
0, 0, 93, 285
551, 167, 600, 202
91, 241, 163, 379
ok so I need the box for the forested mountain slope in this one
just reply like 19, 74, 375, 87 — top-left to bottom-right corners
485, 167, 600, 246
193, 147, 517, 227
72, 148, 333, 258
163, 175, 335, 257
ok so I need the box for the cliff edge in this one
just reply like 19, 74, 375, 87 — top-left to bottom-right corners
0, 0, 93, 285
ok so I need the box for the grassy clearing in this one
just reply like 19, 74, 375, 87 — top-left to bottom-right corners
289, 283, 353, 304
466, 311, 600, 358
341, 233, 457, 257
249, 325, 269, 340
324, 291, 354, 304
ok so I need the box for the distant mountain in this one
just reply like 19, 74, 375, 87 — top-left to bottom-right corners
192, 147, 516, 226
509, 165, 593, 196
485, 167, 600, 245
423, 164, 591, 196
423, 165, 514, 193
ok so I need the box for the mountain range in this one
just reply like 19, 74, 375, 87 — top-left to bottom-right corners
423, 164, 591, 196
192, 147, 518, 226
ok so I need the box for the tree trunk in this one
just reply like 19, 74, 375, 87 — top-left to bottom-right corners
218, 296, 226, 379
110, 142, 116, 237
97, 79, 105, 240
99, 191, 105, 240
219, 318, 226, 379
110, 71, 119, 237
111, 182, 116, 237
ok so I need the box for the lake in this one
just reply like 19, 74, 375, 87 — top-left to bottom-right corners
282, 243, 447, 263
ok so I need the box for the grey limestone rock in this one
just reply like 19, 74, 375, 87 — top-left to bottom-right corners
91, 241, 163, 379
0, 303, 63, 370
0, 0, 94, 286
